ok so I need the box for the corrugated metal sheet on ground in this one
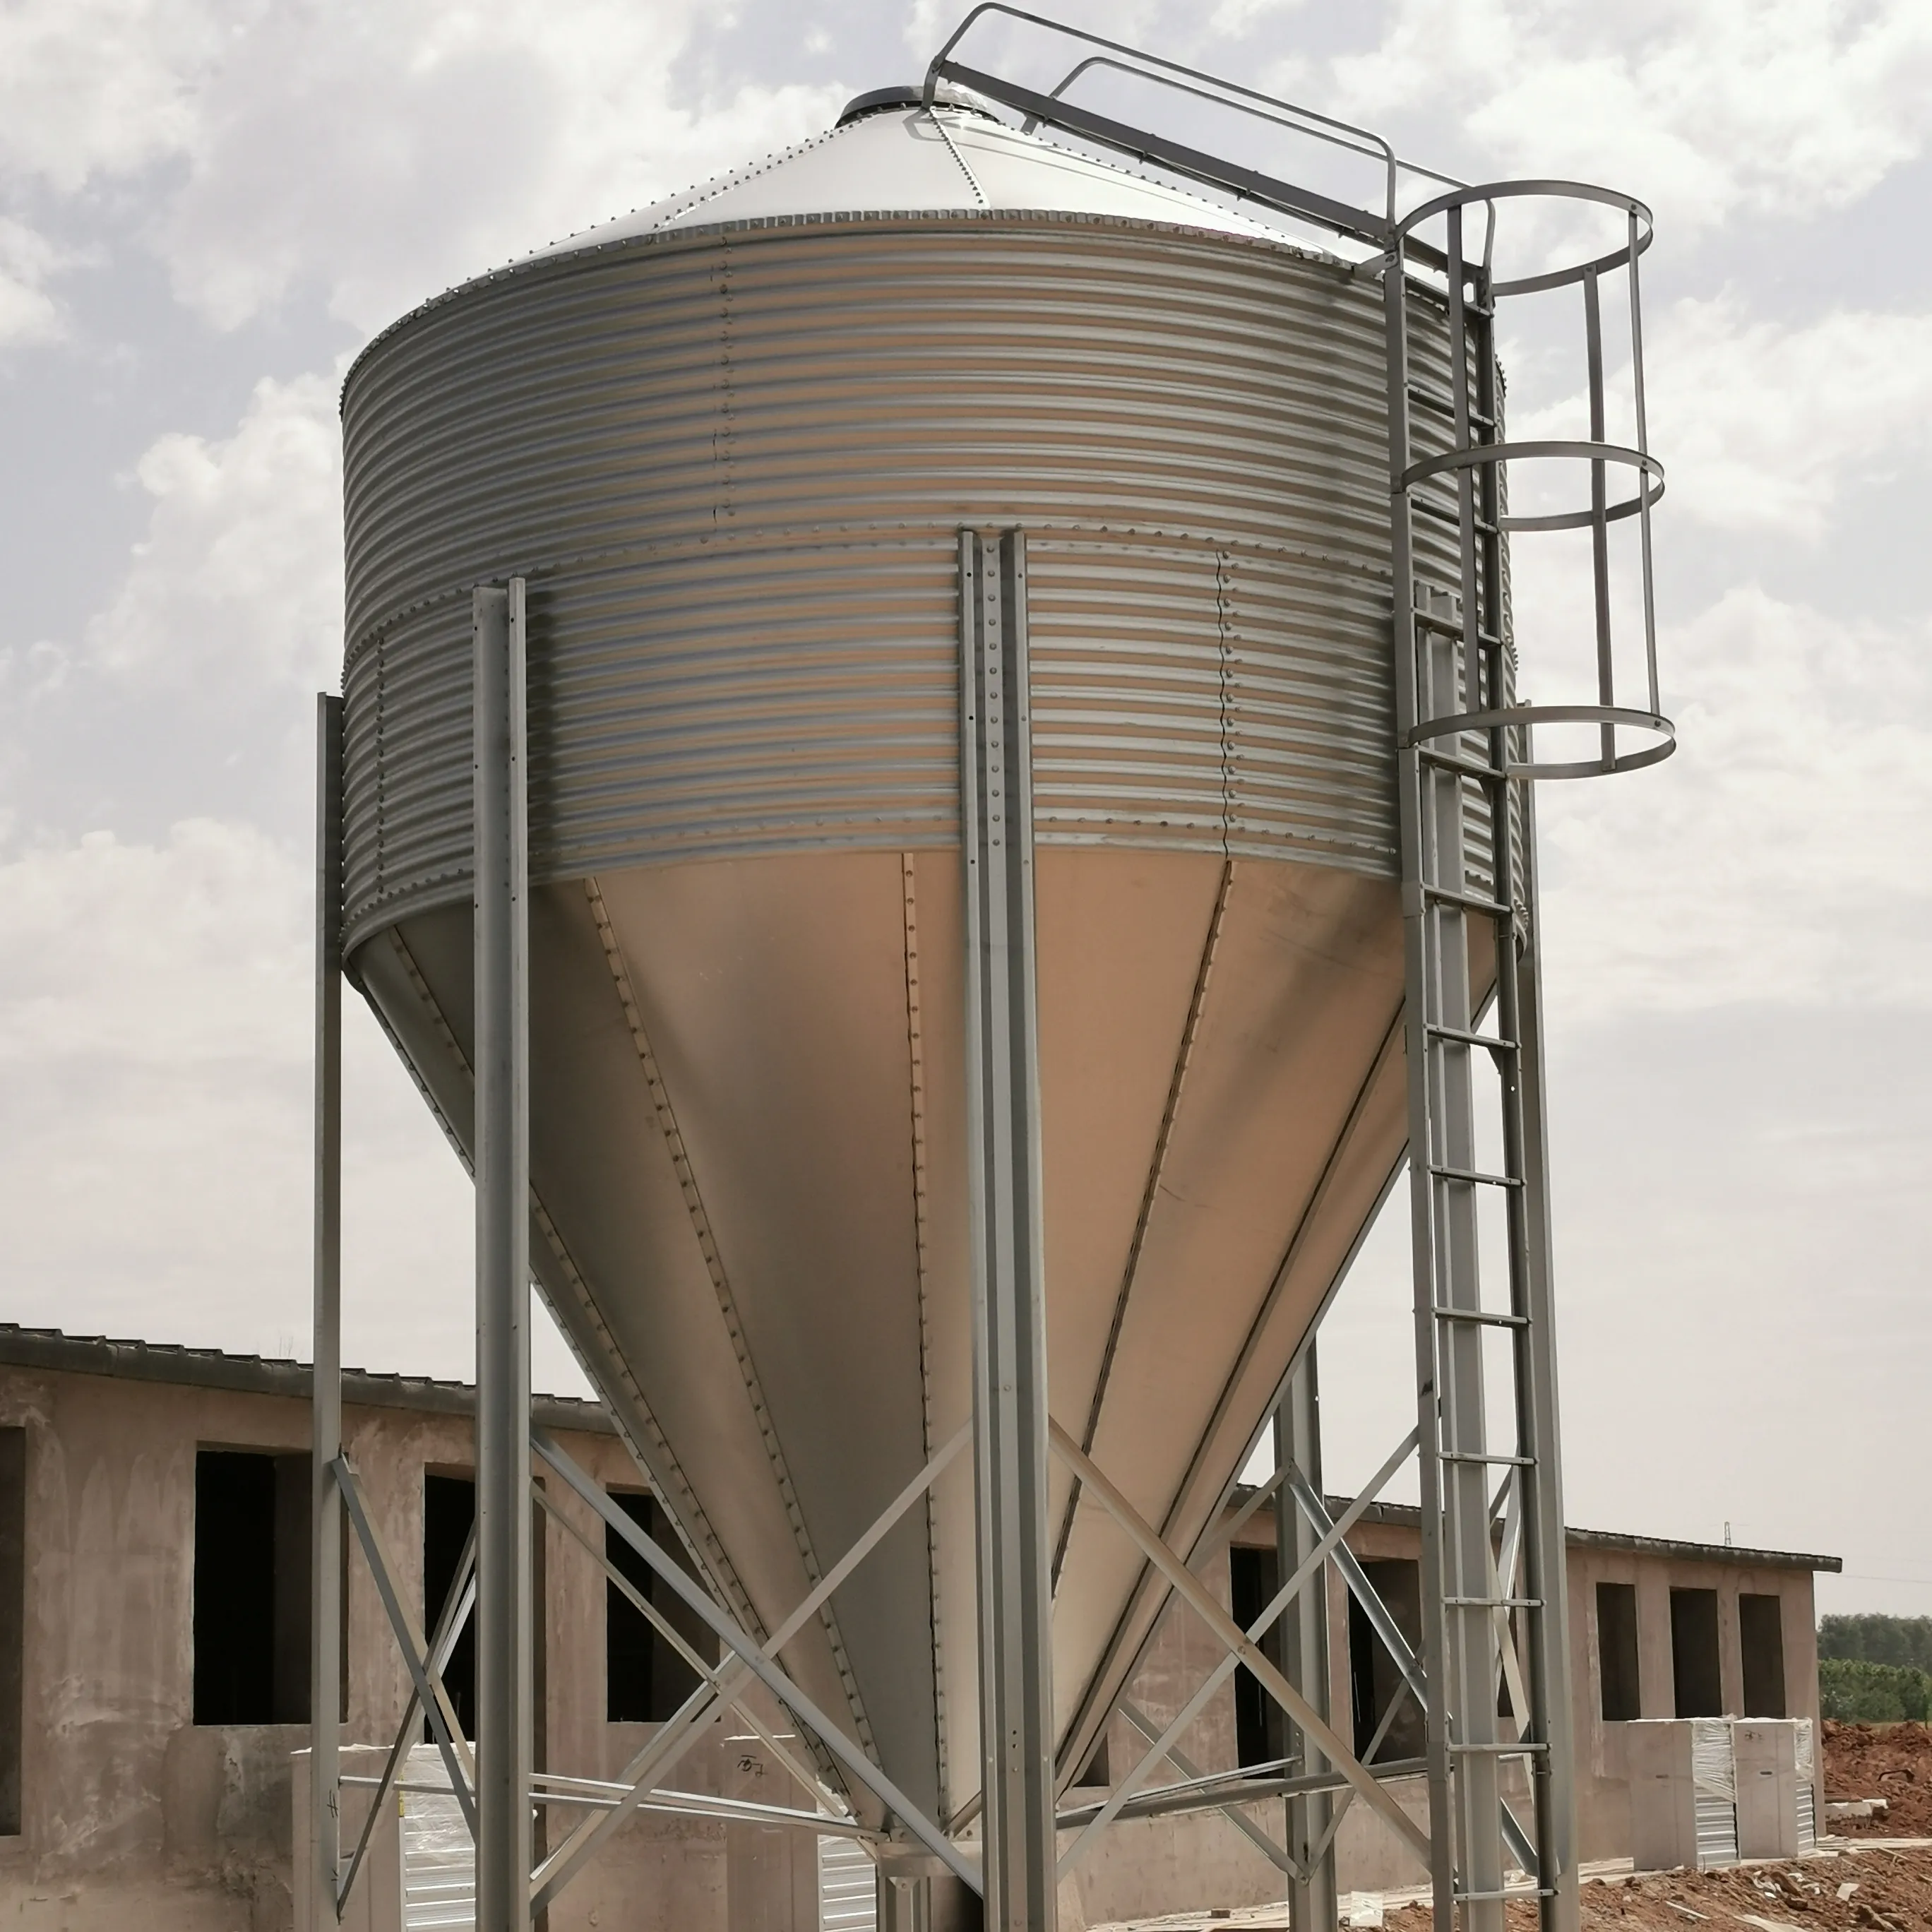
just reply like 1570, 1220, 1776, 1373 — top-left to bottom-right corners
818, 1830, 877, 1932
401, 1748, 475, 1929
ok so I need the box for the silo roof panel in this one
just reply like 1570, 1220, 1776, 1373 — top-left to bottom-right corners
529, 105, 1291, 259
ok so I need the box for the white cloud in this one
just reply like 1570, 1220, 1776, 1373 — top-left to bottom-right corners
156, 0, 845, 333
85, 371, 343, 693
0, 818, 585, 1385
1644, 297, 1932, 538
1533, 583, 1932, 1016
0, 0, 217, 192
1510, 294, 1932, 539
1335, 0, 1932, 232
0, 218, 71, 347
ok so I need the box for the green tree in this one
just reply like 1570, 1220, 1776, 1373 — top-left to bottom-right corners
1819, 1658, 1932, 1722
1818, 1614, 1932, 1672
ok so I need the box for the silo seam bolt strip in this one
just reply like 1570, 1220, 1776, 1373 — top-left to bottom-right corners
582, 874, 878, 1767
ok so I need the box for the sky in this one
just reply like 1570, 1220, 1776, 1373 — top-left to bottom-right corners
0, 0, 1926, 1618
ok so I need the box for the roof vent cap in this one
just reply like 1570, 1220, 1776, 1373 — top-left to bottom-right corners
835, 81, 1003, 126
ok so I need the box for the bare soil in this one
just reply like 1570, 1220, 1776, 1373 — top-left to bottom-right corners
1827, 1724, 1932, 1840
1380, 1844, 1932, 1931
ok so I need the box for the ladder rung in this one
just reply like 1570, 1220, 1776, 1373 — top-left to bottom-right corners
1412, 610, 1503, 645
1431, 1305, 1528, 1329
1443, 1596, 1543, 1609
1449, 1739, 1549, 1755
1456, 1888, 1556, 1904
1408, 495, 1502, 538
1417, 744, 1508, 782
1406, 385, 1494, 431
1426, 1022, 1518, 1054
1438, 1451, 1534, 1467
1415, 883, 1513, 919
1428, 1162, 1522, 1189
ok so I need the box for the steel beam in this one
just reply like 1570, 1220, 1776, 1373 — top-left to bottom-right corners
960, 527, 1056, 1932
338, 1529, 477, 1914
310, 693, 344, 1924
1059, 1427, 1418, 1875
1275, 1353, 1337, 1932
473, 580, 532, 1930
1049, 1424, 1432, 1871
334, 1457, 477, 1827
530, 1429, 978, 1895
1514, 790, 1580, 1932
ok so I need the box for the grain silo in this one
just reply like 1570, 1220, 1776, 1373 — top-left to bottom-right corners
307, 17, 1669, 1932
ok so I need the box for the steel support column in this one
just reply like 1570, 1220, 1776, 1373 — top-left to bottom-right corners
960, 527, 1056, 1932
473, 580, 532, 1930
1275, 1351, 1337, 1932
1515, 789, 1580, 1932
311, 693, 344, 1924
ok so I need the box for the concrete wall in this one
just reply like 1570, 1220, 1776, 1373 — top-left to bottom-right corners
0, 1359, 801, 1932
0, 1354, 1827, 1929
1569, 1542, 1822, 1861
1068, 1510, 1825, 1921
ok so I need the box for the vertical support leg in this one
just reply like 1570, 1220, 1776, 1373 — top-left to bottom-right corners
474, 581, 532, 1930
1277, 1349, 1336, 1932
1515, 793, 1579, 1932
311, 693, 345, 1926
960, 528, 1057, 1932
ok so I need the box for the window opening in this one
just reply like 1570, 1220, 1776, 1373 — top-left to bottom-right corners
1740, 1593, 1787, 1718
194, 1448, 309, 1724
1229, 1543, 1285, 1771
1349, 1558, 1424, 1762
424, 1473, 476, 1740
1669, 1587, 1724, 1717
1596, 1581, 1640, 1722
606, 1491, 716, 1722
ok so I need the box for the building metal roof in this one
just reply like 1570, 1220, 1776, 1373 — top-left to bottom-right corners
0, 1324, 614, 1433
1236, 1489, 1842, 1575
0, 1325, 1840, 1572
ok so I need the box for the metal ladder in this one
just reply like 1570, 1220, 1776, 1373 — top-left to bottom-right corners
1388, 182, 1666, 1932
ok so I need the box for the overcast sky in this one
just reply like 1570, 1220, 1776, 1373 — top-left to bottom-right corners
0, 0, 1926, 1618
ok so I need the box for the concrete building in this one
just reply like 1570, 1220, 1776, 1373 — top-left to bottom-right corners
0, 1328, 1836, 1929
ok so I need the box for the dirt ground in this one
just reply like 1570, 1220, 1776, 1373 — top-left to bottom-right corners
1826, 1724, 1932, 1839
1378, 1843, 1932, 1931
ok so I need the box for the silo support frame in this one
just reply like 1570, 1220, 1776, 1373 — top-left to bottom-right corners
474, 580, 535, 1932
1277, 1347, 1338, 1932
310, 694, 344, 1924
529, 1427, 979, 1896
960, 526, 1059, 1932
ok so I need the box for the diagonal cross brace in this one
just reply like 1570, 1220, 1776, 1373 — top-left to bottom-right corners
531, 1425, 968, 1911
1054, 1426, 1419, 1873
1049, 1421, 1433, 1871
531, 1479, 840, 1816
333, 1457, 477, 1837
1282, 1458, 1540, 1880
338, 1524, 478, 1913
1115, 1698, 1301, 1880
532, 1426, 979, 1897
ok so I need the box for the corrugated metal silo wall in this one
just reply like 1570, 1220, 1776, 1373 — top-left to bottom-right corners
339, 213, 1508, 953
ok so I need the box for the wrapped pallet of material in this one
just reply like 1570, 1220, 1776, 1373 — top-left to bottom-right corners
1629, 1719, 1739, 1871
1796, 1718, 1818, 1852
1735, 1720, 1803, 1859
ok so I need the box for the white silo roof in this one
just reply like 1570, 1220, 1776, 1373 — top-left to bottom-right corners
531, 97, 1294, 261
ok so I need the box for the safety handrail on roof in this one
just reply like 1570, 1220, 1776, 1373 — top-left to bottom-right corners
923, 3, 1460, 258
